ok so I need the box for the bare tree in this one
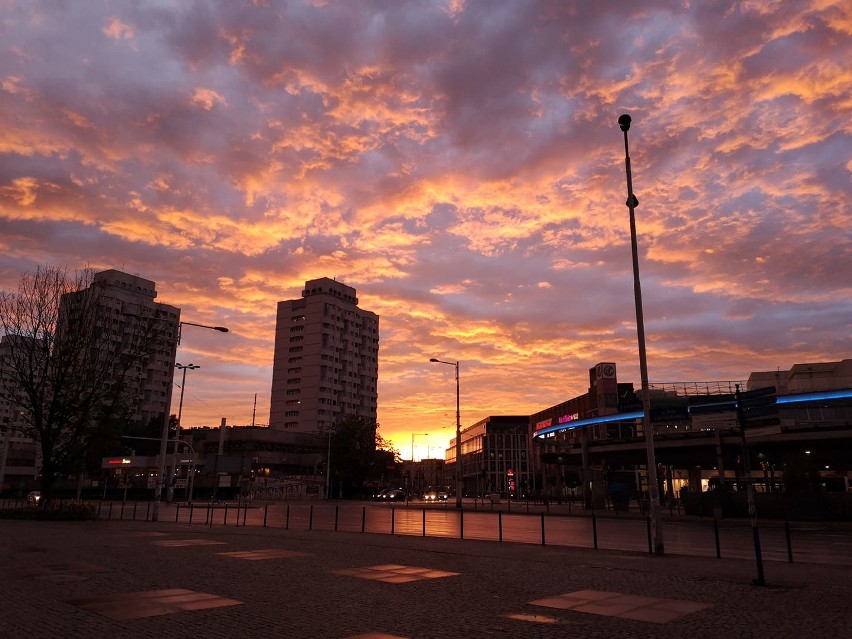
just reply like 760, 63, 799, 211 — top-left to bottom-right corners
0, 266, 169, 503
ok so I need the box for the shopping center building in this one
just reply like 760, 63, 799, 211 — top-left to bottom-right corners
529, 359, 852, 509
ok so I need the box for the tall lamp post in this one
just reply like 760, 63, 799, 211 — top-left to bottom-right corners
429, 358, 462, 509
618, 113, 664, 555
169, 363, 200, 502
152, 320, 229, 522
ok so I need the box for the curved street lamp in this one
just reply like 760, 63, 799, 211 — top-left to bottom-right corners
178, 321, 229, 345
430, 358, 462, 509
619, 113, 664, 555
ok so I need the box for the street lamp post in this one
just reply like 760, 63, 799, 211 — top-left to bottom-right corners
152, 320, 229, 522
618, 113, 664, 555
429, 358, 462, 509
177, 321, 229, 344
169, 363, 200, 502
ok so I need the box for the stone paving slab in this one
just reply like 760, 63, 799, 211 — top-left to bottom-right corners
1, 519, 850, 639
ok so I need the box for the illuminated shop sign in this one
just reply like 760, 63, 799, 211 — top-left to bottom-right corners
535, 418, 552, 431
557, 413, 580, 424
101, 457, 137, 468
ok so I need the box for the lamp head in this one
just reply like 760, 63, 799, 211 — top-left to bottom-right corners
429, 358, 439, 363
214, 326, 229, 333
618, 113, 632, 132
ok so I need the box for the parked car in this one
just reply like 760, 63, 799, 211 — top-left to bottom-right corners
384, 489, 406, 502
27, 491, 40, 506
372, 488, 390, 501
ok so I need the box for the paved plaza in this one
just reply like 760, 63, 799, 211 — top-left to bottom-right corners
1, 518, 850, 638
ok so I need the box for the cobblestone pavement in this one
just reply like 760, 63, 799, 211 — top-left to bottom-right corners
1, 519, 850, 639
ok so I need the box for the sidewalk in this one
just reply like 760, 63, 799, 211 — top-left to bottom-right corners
1, 518, 849, 639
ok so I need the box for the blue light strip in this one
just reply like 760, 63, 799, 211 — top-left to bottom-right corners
534, 411, 643, 438
777, 389, 852, 404
531, 388, 852, 440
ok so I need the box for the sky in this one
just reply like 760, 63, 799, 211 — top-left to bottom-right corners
1, 1, 850, 461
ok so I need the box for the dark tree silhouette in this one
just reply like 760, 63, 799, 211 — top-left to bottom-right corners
0, 266, 169, 504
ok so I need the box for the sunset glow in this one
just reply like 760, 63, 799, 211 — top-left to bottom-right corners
1, 1, 850, 460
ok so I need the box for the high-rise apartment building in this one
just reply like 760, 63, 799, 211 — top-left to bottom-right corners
64, 269, 181, 426
269, 278, 379, 434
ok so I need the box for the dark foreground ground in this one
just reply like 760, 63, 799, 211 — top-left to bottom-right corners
1, 518, 850, 639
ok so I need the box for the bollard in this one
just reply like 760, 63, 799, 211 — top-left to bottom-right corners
361, 506, 366, 533
335, 505, 339, 532
422, 508, 426, 537
592, 512, 598, 550
108, 502, 113, 520
499, 511, 503, 543
174, 503, 179, 523
120, 501, 125, 520
263, 504, 268, 528
146, 502, 151, 521
460, 509, 464, 540
391, 507, 395, 535
540, 513, 546, 546
189, 502, 193, 525
133, 502, 138, 521
714, 518, 722, 559
309, 504, 314, 530
242, 503, 247, 527
646, 516, 653, 554
785, 521, 794, 563
286, 504, 290, 530
97, 501, 102, 518
223, 503, 229, 526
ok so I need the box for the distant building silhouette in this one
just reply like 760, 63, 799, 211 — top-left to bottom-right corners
269, 278, 379, 434
66, 269, 180, 425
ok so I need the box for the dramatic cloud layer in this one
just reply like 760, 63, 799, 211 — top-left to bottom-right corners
1, 1, 850, 459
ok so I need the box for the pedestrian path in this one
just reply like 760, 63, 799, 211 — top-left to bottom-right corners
1, 519, 849, 638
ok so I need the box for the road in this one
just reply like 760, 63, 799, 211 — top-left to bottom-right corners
111, 499, 852, 566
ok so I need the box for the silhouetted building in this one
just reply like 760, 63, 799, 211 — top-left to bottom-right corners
269, 278, 379, 434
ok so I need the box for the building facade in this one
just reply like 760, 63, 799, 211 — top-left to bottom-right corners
0, 269, 180, 495
532, 359, 852, 508
269, 278, 379, 435
446, 415, 531, 498
70, 269, 181, 426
